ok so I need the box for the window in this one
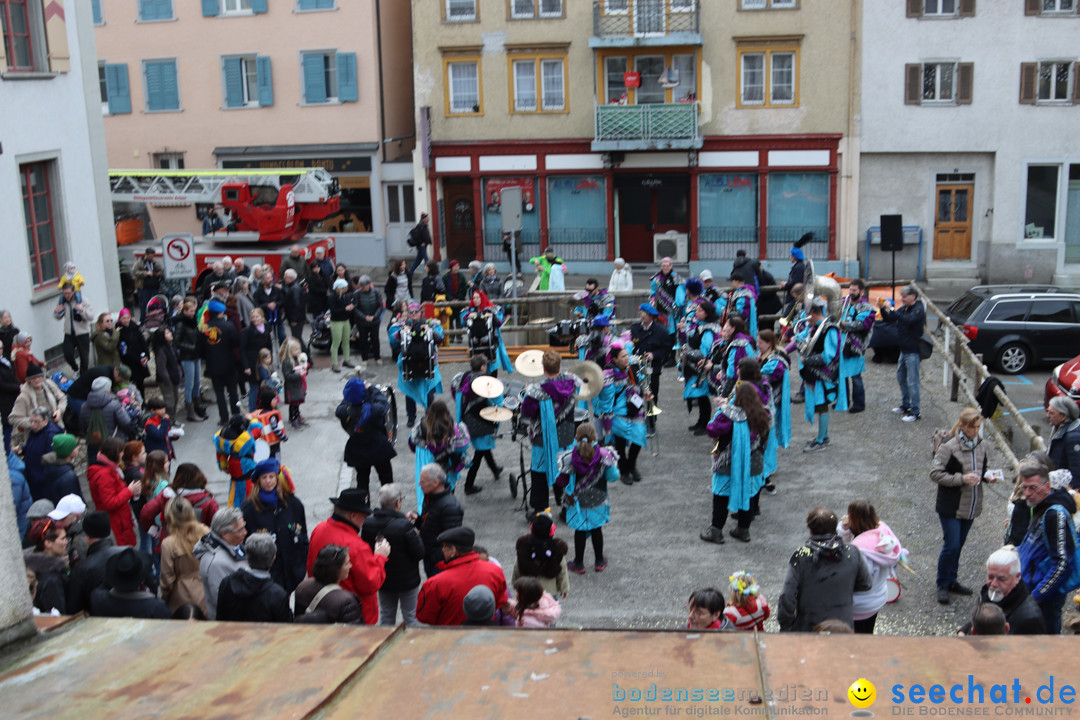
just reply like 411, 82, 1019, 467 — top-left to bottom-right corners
143, 59, 180, 111
101, 63, 131, 114
671, 0, 696, 11
1028, 300, 1075, 323
511, 55, 565, 112
1028, 0, 1077, 14
1025, 166, 1058, 239
1, 0, 36, 71
738, 48, 798, 107
92, 0, 104, 24
446, 0, 476, 22
21, 161, 60, 287
986, 301, 1030, 322
296, 0, 334, 10
223, 55, 273, 107
511, 0, 562, 17
1020, 61, 1079, 104
386, 184, 415, 224
905, 62, 973, 105
908, 0, 975, 16
635, 55, 666, 104
154, 153, 185, 170
1040, 61, 1073, 101
301, 51, 357, 104
224, 0, 252, 12
741, 0, 797, 8
604, 56, 627, 102
446, 59, 480, 114
98, 62, 108, 109
601, 51, 697, 104
138, 0, 173, 22
203, 0, 266, 17
604, 0, 629, 12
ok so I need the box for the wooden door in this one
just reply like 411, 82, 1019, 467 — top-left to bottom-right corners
443, 178, 476, 263
933, 184, 973, 260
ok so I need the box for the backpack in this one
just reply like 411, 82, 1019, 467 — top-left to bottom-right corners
401, 324, 436, 381
467, 312, 497, 359
86, 406, 110, 447
931, 428, 953, 458
407, 224, 421, 248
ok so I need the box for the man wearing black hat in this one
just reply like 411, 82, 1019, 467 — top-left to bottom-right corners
66, 511, 123, 614
90, 548, 170, 619
308, 488, 391, 625
197, 298, 241, 425
415, 526, 509, 626
629, 302, 673, 434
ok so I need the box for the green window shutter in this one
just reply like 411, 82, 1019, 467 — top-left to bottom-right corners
224, 57, 244, 107
257, 56, 274, 106
337, 52, 358, 102
201, 0, 219, 17
302, 54, 327, 103
105, 64, 131, 114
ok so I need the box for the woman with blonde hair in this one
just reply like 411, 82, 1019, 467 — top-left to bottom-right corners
930, 407, 998, 605
160, 496, 210, 614
91, 313, 121, 368
279, 337, 308, 428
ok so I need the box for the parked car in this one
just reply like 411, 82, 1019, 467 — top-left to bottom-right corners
1045, 354, 1080, 408
944, 286, 1080, 374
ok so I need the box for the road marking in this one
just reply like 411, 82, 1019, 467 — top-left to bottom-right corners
999, 374, 1032, 386
1000, 406, 1044, 416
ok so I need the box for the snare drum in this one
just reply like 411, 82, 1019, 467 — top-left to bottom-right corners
502, 380, 526, 411
573, 408, 590, 425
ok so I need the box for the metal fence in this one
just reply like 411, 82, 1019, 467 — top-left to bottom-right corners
592, 0, 699, 37
595, 103, 699, 144
764, 227, 829, 260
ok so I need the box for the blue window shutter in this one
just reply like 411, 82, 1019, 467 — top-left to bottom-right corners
92, 0, 103, 24
297, 0, 315, 9
201, 0, 219, 17
105, 64, 131, 114
223, 58, 244, 107
161, 0, 174, 19
145, 62, 163, 110
146, 60, 179, 110
256, 56, 274, 106
302, 54, 327, 104
162, 61, 179, 109
252, 0, 268, 13
141, 0, 172, 21
318, 0, 335, 7
337, 52, 358, 102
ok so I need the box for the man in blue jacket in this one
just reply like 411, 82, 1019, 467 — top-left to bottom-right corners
1017, 463, 1079, 635
880, 286, 925, 422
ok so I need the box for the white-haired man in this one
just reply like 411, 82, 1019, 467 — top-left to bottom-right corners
958, 545, 1046, 635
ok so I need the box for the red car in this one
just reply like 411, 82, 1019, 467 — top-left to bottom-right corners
1045, 353, 1080, 407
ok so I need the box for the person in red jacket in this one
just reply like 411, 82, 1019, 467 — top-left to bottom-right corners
307, 488, 390, 625
415, 526, 509, 626
87, 437, 140, 546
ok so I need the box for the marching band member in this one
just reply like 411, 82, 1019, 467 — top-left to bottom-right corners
794, 297, 847, 453
408, 400, 470, 512
677, 278, 704, 351
726, 274, 758, 339
390, 302, 445, 427
628, 303, 673, 435
699, 382, 771, 545
699, 269, 723, 304
707, 315, 757, 400
683, 301, 722, 435
577, 314, 615, 368
757, 329, 791, 495
839, 279, 875, 414
451, 355, 504, 496
521, 351, 581, 515
461, 290, 514, 377
606, 344, 650, 486
574, 278, 615, 323
649, 257, 684, 355
555, 423, 620, 574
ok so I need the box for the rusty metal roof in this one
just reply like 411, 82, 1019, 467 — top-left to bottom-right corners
1, 618, 1075, 719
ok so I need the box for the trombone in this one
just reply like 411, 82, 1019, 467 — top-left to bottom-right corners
638, 352, 662, 457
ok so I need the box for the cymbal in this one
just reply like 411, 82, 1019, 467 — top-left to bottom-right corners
570, 360, 604, 402
470, 375, 504, 399
645, 405, 663, 417
528, 316, 555, 325
479, 406, 513, 422
514, 349, 546, 377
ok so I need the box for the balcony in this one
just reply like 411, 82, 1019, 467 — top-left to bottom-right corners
590, 0, 702, 48
592, 102, 702, 151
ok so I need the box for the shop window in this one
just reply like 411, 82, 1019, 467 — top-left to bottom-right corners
1024, 165, 1058, 239
483, 178, 539, 247
767, 172, 828, 250
311, 181, 372, 233
21, 160, 62, 288
445, 58, 481, 115
547, 176, 607, 253
737, 46, 798, 108
699, 174, 759, 249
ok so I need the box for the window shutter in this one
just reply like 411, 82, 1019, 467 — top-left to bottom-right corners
45, 0, 71, 73
201, 0, 219, 17
1074, 62, 1080, 104
905, 64, 922, 105
146, 60, 179, 110
105, 64, 132, 114
162, 61, 179, 109
146, 62, 163, 110
252, 0, 268, 13
1019, 62, 1036, 104
1024, 0, 1041, 15
302, 54, 327, 103
297, 0, 315, 9
337, 52, 358, 102
958, 0, 975, 16
92, 0, 104, 24
256, 55, 274, 106
956, 63, 973, 104
1019, 62, 1037, 104
906, 0, 923, 18
223, 58, 244, 107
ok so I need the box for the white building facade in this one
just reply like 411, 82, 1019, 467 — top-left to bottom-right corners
860, 0, 1080, 288
0, 0, 121, 361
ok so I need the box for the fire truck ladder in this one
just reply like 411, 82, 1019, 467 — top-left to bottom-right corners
108, 168, 339, 204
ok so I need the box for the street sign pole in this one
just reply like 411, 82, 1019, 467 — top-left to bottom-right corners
500, 187, 524, 327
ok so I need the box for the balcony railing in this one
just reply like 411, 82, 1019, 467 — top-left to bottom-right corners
592, 0, 699, 39
594, 102, 700, 150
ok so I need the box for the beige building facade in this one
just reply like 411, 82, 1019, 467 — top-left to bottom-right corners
413, 0, 860, 276
94, 0, 415, 266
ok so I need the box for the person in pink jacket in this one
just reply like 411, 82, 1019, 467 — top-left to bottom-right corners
506, 576, 562, 628
838, 500, 905, 635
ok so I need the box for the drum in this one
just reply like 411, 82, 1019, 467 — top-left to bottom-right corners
502, 380, 526, 411
377, 384, 398, 445
885, 568, 901, 604
573, 408, 590, 426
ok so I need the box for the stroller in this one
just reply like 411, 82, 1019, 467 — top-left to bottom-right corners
309, 311, 332, 353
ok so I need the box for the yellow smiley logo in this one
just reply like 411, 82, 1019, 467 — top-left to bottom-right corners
848, 678, 876, 709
